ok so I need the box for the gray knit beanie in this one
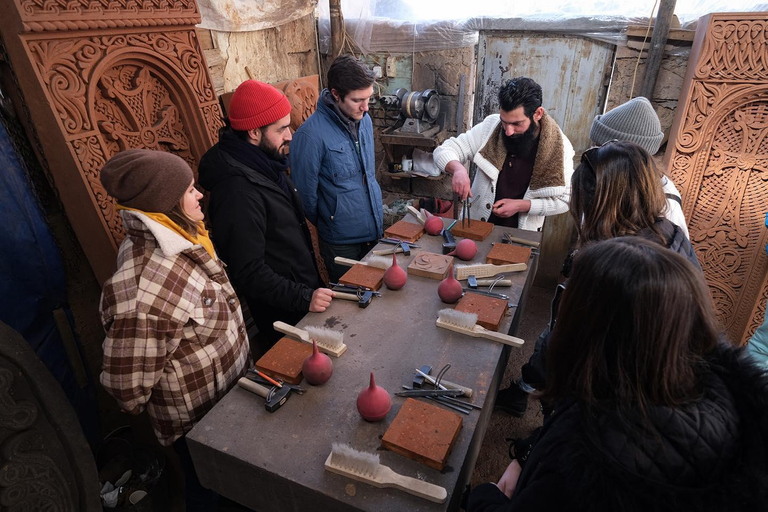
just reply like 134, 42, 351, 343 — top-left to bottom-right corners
100, 149, 193, 213
590, 97, 664, 155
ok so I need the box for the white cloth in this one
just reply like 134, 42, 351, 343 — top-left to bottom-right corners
661, 175, 690, 239
433, 114, 575, 231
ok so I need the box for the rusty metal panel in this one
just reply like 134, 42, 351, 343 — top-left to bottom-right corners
664, 13, 768, 345
474, 32, 614, 285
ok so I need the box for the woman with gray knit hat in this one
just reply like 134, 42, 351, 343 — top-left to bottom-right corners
590, 96, 689, 238
99, 148, 249, 511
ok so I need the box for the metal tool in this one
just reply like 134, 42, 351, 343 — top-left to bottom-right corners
400, 386, 471, 414
501, 232, 541, 250
414, 368, 475, 399
238, 373, 304, 412
441, 227, 457, 255
379, 238, 420, 248
329, 283, 381, 297
396, 388, 465, 398
463, 287, 515, 308
467, 276, 513, 288
330, 283, 380, 308
246, 371, 306, 394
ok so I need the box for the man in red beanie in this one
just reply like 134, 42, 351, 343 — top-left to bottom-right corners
199, 79, 334, 353
291, 55, 384, 282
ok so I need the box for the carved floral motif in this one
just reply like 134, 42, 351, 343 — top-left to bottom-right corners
668, 14, 768, 344
25, 29, 219, 246
697, 19, 768, 81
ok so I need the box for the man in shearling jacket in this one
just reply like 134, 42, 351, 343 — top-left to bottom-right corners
433, 77, 574, 231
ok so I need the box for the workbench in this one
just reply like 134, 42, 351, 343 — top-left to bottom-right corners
187, 215, 540, 511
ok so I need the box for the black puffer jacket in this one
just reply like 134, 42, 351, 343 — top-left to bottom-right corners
198, 143, 322, 347
470, 345, 768, 511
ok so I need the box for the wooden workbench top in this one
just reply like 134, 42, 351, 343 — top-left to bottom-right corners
188, 215, 540, 512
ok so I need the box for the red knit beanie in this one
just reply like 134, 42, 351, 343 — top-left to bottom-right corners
228, 80, 291, 131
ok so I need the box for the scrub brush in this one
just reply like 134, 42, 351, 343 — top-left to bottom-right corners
324, 443, 447, 503
436, 308, 524, 347
273, 321, 347, 357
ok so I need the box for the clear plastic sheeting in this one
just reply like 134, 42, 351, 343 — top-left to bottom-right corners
317, 0, 768, 53
197, 0, 314, 32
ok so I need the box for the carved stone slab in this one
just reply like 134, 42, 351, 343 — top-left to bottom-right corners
1, 1, 224, 283
664, 13, 768, 344
407, 253, 454, 280
384, 220, 425, 243
339, 264, 386, 290
450, 220, 494, 241
455, 292, 507, 331
255, 337, 313, 385
381, 398, 462, 471
486, 244, 532, 265
0, 322, 101, 511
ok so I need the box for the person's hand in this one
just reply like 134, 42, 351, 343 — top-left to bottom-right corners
445, 161, 472, 200
496, 459, 523, 499
492, 199, 531, 218
309, 288, 334, 312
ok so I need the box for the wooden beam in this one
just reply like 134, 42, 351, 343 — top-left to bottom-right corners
639, 0, 677, 99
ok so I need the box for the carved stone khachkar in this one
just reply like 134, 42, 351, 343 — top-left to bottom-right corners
665, 13, 768, 345
0, 0, 224, 283
0, 322, 101, 511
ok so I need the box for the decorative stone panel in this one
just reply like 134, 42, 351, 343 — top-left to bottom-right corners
665, 13, 768, 345
0, 0, 223, 283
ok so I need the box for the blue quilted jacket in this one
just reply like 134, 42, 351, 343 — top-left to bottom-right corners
290, 93, 383, 245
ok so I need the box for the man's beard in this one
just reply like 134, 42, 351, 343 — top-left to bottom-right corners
259, 138, 288, 160
502, 118, 539, 157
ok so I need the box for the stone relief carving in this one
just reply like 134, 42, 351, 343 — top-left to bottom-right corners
666, 13, 768, 344
271, 75, 319, 133
24, 30, 222, 247
16, 0, 200, 32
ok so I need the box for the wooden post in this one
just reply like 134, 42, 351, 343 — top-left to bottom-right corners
639, 0, 677, 99
330, 0, 344, 58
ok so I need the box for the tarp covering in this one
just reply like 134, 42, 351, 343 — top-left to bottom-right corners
197, 0, 314, 32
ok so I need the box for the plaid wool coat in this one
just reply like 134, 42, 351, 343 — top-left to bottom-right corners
100, 210, 250, 445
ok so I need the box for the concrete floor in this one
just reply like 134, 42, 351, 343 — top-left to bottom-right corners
470, 285, 552, 488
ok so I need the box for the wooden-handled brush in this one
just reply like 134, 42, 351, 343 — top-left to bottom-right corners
436, 309, 524, 347
406, 205, 426, 226
455, 263, 526, 280
273, 321, 347, 357
334, 256, 391, 269
324, 443, 447, 504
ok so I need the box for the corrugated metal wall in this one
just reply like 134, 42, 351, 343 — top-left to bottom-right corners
475, 32, 615, 285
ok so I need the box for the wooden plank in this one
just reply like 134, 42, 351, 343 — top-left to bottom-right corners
196, 28, 215, 50
381, 399, 462, 471
254, 337, 313, 385
455, 293, 507, 331
626, 26, 695, 42
407, 253, 453, 280
485, 244, 532, 265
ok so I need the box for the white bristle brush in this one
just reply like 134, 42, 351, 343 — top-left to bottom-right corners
324, 443, 447, 504
273, 321, 347, 357
436, 309, 524, 347
334, 255, 391, 270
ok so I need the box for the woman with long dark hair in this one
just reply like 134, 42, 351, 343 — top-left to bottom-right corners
472, 237, 768, 511
497, 141, 700, 417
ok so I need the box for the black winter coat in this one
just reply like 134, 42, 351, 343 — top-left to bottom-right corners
470, 345, 768, 511
198, 144, 322, 344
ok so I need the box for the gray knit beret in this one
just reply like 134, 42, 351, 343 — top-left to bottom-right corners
590, 97, 664, 155
100, 149, 193, 214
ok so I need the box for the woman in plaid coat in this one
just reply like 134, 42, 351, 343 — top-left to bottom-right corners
99, 149, 249, 510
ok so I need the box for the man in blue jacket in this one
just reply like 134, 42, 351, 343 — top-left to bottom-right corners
291, 55, 384, 282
